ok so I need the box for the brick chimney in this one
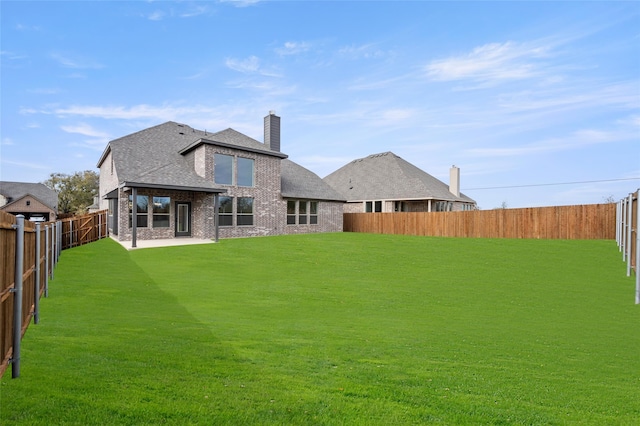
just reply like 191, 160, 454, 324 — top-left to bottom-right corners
264, 111, 281, 152
449, 165, 460, 197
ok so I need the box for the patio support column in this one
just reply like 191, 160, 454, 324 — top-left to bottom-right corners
214, 193, 219, 243
132, 187, 137, 248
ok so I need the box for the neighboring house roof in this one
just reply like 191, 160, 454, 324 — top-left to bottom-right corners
281, 159, 346, 201
323, 152, 475, 203
0, 181, 58, 211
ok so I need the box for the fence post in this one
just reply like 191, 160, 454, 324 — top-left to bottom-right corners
616, 200, 621, 249
627, 193, 633, 277
50, 222, 55, 280
45, 224, 49, 297
34, 222, 41, 324
69, 219, 73, 248
57, 221, 61, 262
622, 198, 628, 260
635, 190, 640, 305
11, 215, 25, 378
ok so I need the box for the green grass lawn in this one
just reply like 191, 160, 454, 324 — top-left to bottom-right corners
1, 233, 638, 425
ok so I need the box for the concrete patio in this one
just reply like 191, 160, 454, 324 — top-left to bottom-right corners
112, 236, 215, 250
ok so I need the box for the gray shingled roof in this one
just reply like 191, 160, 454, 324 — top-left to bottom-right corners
98, 121, 342, 201
323, 152, 475, 203
97, 122, 221, 191
281, 159, 346, 201
0, 181, 58, 210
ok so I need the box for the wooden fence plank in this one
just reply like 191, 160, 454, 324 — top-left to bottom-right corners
344, 203, 616, 240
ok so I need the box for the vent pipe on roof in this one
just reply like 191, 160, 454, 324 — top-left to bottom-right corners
264, 111, 281, 152
449, 165, 460, 198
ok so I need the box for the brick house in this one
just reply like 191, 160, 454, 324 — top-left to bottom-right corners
0, 181, 58, 222
97, 112, 345, 243
323, 152, 476, 213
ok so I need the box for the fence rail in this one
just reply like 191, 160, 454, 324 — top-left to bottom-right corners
344, 203, 616, 240
0, 210, 107, 378
616, 190, 639, 304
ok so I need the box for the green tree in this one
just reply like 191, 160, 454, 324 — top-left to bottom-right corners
43, 170, 99, 215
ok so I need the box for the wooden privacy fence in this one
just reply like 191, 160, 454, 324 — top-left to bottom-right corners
616, 190, 639, 304
344, 203, 616, 240
0, 209, 107, 378
60, 210, 108, 250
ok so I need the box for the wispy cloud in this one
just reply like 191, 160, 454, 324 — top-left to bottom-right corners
1, 50, 28, 61
219, 0, 261, 7
339, 43, 386, 60
50, 52, 103, 69
180, 5, 209, 18
60, 123, 110, 139
1, 159, 50, 170
225, 56, 281, 77
225, 55, 260, 73
275, 41, 311, 56
147, 10, 166, 21
27, 88, 61, 95
467, 128, 631, 158
425, 41, 550, 84
15, 23, 41, 31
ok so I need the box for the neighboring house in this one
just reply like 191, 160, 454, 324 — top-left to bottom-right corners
323, 152, 476, 213
96, 112, 345, 243
0, 181, 58, 222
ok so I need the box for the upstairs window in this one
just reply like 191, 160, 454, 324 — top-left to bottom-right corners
237, 157, 255, 187
214, 154, 233, 185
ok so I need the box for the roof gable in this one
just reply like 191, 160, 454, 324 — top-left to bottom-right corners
323, 152, 475, 203
0, 181, 58, 210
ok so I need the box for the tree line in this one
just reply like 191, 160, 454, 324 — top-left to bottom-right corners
43, 170, 99, 215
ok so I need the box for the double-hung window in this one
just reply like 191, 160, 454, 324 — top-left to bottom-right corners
152, 196, 171, 228
129, 195, 149, 228
237, 197, 254, 226
298, 201, 308, 224
218, 196, 233, 226
287, 201, 296, 224
237, 158, 254, 187
310, 201, 318, 224
214, 154, 234, 185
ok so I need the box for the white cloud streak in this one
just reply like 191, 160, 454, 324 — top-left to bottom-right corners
426, 41, 550, 84
275, 41, 311, 56
50, 52, 103, 69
